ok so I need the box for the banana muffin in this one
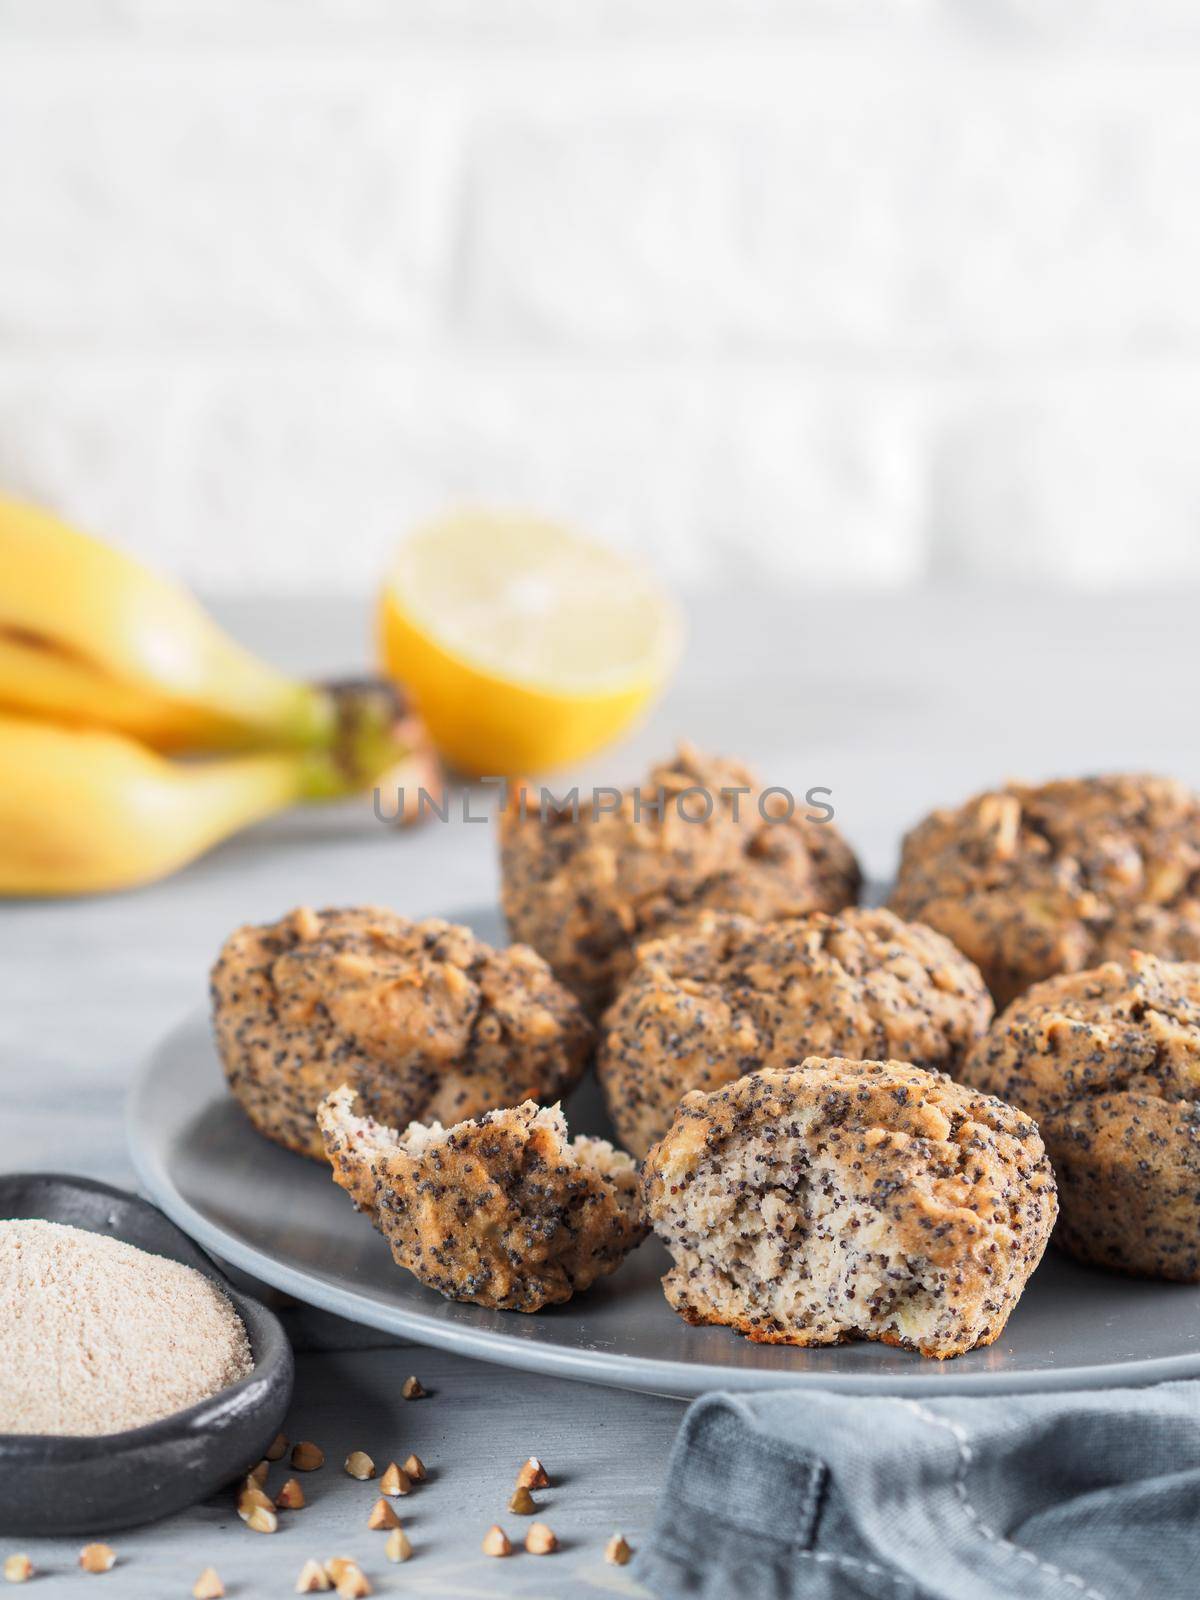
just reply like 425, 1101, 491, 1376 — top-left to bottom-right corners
499, 744, 860, 1014
890, 774, 1200, 1008
598, 908, 993, 1158
962, 953, 1200, 1280
212, 906, 592, 1161
642, 1058, 1056, 1358
317, 1086, 646, 1311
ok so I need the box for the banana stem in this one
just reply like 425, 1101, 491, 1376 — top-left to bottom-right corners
150, 674, 402, 756
262, 681, 339, 748
308, 678, 422, 798
182, 716, 417, 820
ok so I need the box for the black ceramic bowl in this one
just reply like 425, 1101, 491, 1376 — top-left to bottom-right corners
0, 1173, 294, 1535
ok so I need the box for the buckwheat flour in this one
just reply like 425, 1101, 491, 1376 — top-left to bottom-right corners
0, 1219, 253, 1436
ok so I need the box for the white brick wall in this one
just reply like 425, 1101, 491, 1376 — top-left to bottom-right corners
1, 5, 1198, 592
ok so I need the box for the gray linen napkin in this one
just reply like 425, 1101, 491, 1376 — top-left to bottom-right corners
633, 1382, 1200, 1600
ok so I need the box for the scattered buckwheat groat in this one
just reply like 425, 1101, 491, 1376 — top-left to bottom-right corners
78, 1544, 116, 1574
3, 1554, 33, 1584
294, 1558, 331, 1593
192, 1569, 225, 1599
237, 1484, 278, 1534
482, 1526, 512, 1557
325, 1557, 371, 1598
516, 1457, 549, 1490
379, 1462, 411, 1497
401, 1452, 426, 1481
339, 1572, 371, 1598
401, 1375, 426, 1400
642, 1058, 1056, 1358
525, 1522, 558, 1555
291, 1440, 325, 1471
276, 1478, 306, 1510
605, 1532, 632, 1566
318, 1090, 645, 1311
599, 906, 993, 1156
212, 907, 592, 1160
963, 952, 1200, 1279
384, 1526, 412, 1563
265, 1432, 289, 1460
367, 1498, 399, 1531
500, 745, 861, 1014
508, 1486, 536, 1515
890, 774, 1200, 1007
344, 1451, 375, 1481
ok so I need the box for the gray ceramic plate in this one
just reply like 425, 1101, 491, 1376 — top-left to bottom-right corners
128, 908, 1200, 1398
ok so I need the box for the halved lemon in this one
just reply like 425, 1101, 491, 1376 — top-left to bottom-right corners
378, 512, 681, 776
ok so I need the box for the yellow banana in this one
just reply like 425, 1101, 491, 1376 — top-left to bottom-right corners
0, 709, 427, 896
0, 495, 334, 751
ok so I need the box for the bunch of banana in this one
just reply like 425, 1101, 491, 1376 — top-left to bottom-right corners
0, 496, 433, 895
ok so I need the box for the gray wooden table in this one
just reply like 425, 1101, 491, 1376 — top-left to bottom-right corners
2, 584, 1196, 1596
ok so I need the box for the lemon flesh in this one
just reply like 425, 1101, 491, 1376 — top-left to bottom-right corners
378, 513, 680, 776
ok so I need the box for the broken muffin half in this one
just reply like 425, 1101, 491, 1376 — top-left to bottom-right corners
641, 1057, 1056, 1359
317, 1086, 647, 1312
